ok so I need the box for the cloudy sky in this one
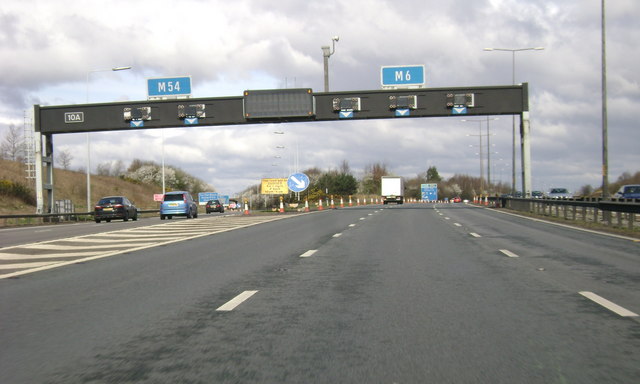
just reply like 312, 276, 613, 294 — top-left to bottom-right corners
1, 0, 638, 196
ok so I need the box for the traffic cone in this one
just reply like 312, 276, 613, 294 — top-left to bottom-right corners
348, 196, 353, 207
330, 197, 335, 209
279, 199, 285, 213
340, 197, 344, 208
243, 202, 250, 215
318, 199, 324, 211
304, 199, 309, 212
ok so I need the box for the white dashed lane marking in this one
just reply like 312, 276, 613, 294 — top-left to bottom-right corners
216, 290, 259, 312
499, 249, 520, 258
300, 250, 317, 258
579, 291, 638, 317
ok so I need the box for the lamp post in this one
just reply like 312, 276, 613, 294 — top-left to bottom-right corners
463, 119, 485, 193
483, 47, 543, 195
484, 117, 499, 192
600, 0, 609, 198
321, 36, 339, 92
85, 66, 131, 211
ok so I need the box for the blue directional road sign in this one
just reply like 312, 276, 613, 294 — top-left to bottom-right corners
147, 76, 192, 98
421, 183, 438, 201
288, 173, 310, 192
198, 192, 219, 205
381, 65, 425, 87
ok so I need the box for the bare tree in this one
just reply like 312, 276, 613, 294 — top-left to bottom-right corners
111, 159, 125, 177
339, 159, 351, 175
57, 149, 73, 170
0, 124, 24, 161
96, 161, 112, 176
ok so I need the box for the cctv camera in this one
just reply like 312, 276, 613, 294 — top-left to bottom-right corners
332, 36, 340, 42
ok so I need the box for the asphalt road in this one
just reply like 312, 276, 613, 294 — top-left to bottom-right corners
1, 204, 638, 383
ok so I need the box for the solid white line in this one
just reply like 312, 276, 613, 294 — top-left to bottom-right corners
491, 209, 639, 242
499, 249, 519, 258
579, 291, 638, 317
216, 290, 259, 312
0, 262, 56, 270
300, 250, 317, 258
470, 232, 482, 238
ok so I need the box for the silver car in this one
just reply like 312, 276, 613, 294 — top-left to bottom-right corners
547, 188, 572, 199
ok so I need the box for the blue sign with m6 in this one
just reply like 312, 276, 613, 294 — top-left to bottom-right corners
147, 76, 192, 98
381, 65, 425, 87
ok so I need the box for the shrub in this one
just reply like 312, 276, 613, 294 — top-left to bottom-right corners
0, 179, 36, 205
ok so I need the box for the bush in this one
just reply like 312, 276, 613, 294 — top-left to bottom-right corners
0, 179, 36, 205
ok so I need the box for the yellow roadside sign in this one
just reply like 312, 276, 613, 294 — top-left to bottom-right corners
261, 178, 288, 194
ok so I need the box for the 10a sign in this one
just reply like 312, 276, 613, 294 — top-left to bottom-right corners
64, 112, 84, 123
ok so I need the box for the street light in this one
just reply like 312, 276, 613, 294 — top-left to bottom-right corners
321, 36, 339, 92
600, 0, 609, 198
463, 119, 485, 193
84, 66, 132, 211
483, 47, 543, 195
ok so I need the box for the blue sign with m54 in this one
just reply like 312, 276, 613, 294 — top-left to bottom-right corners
381, 65, 425, 87
147, 76, 192, 98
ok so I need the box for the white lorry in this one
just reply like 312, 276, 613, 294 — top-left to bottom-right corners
381, 176, 404, 204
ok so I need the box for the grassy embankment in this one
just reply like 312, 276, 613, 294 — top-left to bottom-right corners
0, 159, 159, 215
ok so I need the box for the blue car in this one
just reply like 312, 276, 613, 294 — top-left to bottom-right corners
614, 184, 640, 199
160, 191, 198, 220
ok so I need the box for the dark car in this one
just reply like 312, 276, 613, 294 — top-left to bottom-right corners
614, 184, 640, 199
94, 196, 138, 223
205, 199, 224, 213
160, 191, 198, 220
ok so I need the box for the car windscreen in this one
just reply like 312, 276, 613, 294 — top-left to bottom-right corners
98, 198, 122, 205
164, 194, 184, 201
624, 186, 640, 194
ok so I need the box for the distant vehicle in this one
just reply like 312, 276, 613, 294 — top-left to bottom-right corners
94, 196, 138, 223
205, 199, 224, 213
381, 176, 404, 204
160, 191, 198, 220
613, 184, 640, 199
531, 191, 544, 198
547, 188, 572, 199
452, 196, 462, 203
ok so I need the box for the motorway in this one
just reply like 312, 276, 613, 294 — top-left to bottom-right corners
1, 204, 638, 383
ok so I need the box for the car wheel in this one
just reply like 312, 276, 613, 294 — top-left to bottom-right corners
123, 212, 129, 222
133, 213, 138, 221
168, 216, 172, 219
106, 219, 111, 223
95, 219, 100, 223
194, 210, 198, 218
186, 209, 192, 219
